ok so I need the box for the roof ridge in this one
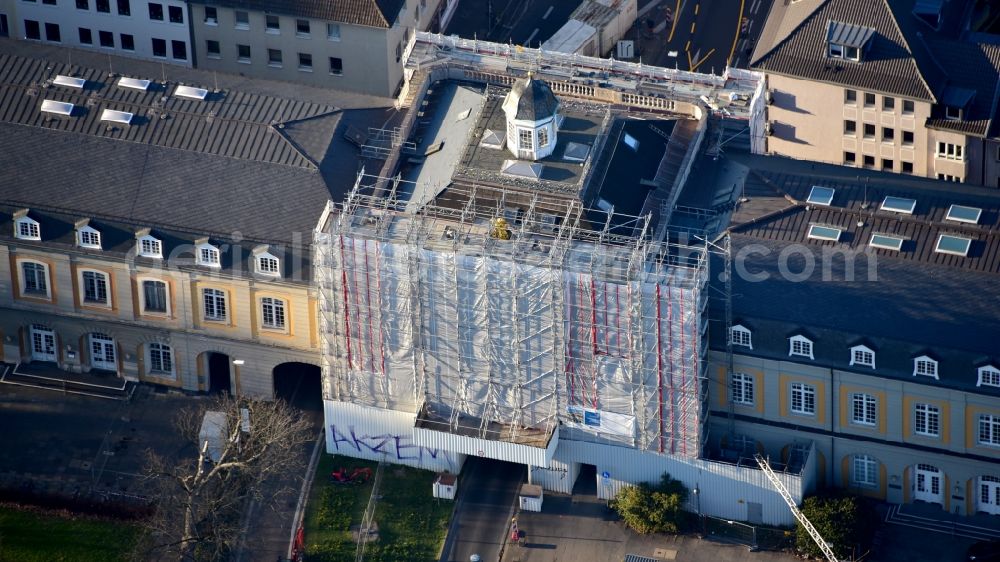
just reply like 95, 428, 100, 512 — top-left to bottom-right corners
750, 0, 831, 69
876, 0, 936, 102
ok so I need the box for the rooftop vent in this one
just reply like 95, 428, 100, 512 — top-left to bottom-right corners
174, 85, 209, 100
502, 159, 543, 180
40, 99, 74, 116
53, 75, 86, 89
117, 77, 151, 91
480, 128, 506, 150
100, 109, 134, 125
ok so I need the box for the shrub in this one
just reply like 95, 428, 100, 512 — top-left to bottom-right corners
796, 492, 878, 560
609, 473, 688, 534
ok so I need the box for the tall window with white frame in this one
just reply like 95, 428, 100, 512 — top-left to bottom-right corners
203, 288, 227, 321
852, 454, 878, 487
914, 403, 940, 437
141, 279, 168, 313
850, 393, 876, 426
148, 342, 173, 374
789, 335, 814, 359
81, 270, 109, 305
519, 129, 532, 150
730, 325, 752, 349
731, 372, 754, 406
790, 382, 816, 415
980, 414, 1000, 447
260, 297, 285, 330
21, 262, 49, 297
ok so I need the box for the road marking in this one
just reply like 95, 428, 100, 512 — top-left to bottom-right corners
668, 0, 682, 41
694, 3, 699, 15
542, 5, 553, 19
750, 0, 761, 13
691, 22, 696, 33
687, 49, 694, 71
746, 19, 754, 34
525, 27, 539, 45
689, 47, 716, 72
685, 40, 691, 51
727, 0, 746, 66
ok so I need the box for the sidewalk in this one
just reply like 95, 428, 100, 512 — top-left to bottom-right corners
501, 491, 799, 562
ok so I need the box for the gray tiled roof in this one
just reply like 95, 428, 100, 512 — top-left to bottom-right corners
187, 0, 405, 28
923, 40, 1000, 137
751, 0, 939, 101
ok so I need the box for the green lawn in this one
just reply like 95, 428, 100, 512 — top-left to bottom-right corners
0, 505, 141, 562
304, 455, 453, 562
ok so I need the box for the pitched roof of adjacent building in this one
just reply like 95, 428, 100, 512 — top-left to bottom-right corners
702, 152, 1000, 393
187, 0, 405, 28
0, 48, 391, 258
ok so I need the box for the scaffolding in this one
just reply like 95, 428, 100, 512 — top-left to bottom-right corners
315, 180, 709, 458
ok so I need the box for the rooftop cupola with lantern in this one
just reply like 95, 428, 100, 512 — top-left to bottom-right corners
502, 73, 560, 161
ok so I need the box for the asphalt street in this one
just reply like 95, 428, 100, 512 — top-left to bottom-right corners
443, 457, 525, 562
444, 0, 581, 47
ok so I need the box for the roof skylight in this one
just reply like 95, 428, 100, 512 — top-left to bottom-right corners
174, 85, 209, 100
935, 234, 971, 256
100, 109, 134, 125
869, 234, 904, 251
945, 204, 981, 224
622, 133, 639, 151
881, 196, 916, 214
807, 224, 842, 241
118, 77, 151, 91
53, 75, 86, 88
40, 100, 74, 116
807, 186, 836, 206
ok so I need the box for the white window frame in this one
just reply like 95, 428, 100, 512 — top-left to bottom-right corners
914, 403, 940, 437
256, 252, 281, 277
14, 216, 41, 240
731, 372, 754, 406
537, 126, 549, 148
138, 277, 170, 315
849, 345, 875, 368
850, 392, 877, 426
18, 259, 51, 299
326, 22, 340, 41
790, 382, 816, 415
147, 342, 174, 375
77, 225, 102, 249
518, 128, 533, 150
79, 268, 111, 306
202, 287, 227, 321
978, 366, 1000, 388
789, 335, 814, 359
196, 242, 221, 267
913, 355, 938, 379
979, 414, 1000, 447
852, 454, 878, 487
137, 235, 162, 258
730, 325, 752, 349
935, 141, 964, 161
260, 296, 286, 330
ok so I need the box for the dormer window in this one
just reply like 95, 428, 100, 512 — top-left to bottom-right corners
77, 225, 101, 249
850, 345, 875, 369
255, 250, 280, 277
978, 366, 1000, 388
941, 87, 974, 121
945, 106, 961, 120
196, 242, 220, 267
138, 235, 162, 258
730, 325, 752, 349
14, 215, 40, 240
826, 20, 873, 62
789, 335, 814, 360
913, 355, 938, 379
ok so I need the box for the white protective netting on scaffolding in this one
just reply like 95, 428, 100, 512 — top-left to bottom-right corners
316, 187, 707, 458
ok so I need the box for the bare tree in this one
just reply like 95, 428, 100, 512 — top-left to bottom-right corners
139, 395, 313, 561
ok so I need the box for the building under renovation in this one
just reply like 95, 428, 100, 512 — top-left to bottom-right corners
315, 33, 809, 525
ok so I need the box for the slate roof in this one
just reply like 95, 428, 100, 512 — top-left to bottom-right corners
708, 155, 1000, 394
0, 51, 393, 281
923, 40, 1000, 137
186, 0, 405, 28
503, 77, 560, 121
